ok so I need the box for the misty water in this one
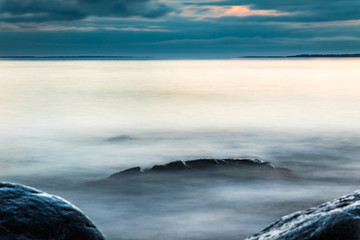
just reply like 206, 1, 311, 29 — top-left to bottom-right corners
1, 59, 360, 239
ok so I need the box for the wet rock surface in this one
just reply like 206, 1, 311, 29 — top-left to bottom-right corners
246, 190, 360, 240
0, 183, 105, 240
109, 158, 295, 180
89, 159, 296, 194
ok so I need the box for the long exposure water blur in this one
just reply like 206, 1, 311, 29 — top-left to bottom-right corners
1, 59, 360, 239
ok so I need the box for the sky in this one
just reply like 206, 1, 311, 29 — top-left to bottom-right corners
0, 0, 360, 57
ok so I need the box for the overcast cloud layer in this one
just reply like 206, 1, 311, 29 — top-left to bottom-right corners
0, 0, 359, 56
0, 0, 173, 22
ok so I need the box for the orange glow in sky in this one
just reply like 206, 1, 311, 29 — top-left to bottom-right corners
180, 5, 290, 19
225, 6, 250, 15
224, 5, 289, 17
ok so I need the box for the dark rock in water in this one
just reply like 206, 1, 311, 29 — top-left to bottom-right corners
0, 183, 105, 240
117, 166, 142, 175
87, 159, 296, 195
108, 158, 295, 180
246, 190, 360, 240
186, 159, 220, 168
150, 160, 187, 172
106, 135, 136, 142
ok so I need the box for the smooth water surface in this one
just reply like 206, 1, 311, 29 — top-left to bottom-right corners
0, 59, 360, 239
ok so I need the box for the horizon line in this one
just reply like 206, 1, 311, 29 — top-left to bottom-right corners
1, 53, 360, 59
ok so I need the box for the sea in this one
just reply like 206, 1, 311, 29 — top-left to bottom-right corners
1, 58, 360, 239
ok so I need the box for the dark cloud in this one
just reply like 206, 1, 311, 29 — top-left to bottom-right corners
0, 0, 173, 23
0, 0, 360, 56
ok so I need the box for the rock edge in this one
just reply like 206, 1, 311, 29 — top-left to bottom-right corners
0, 182, 106, 240
246, 189, 360, 240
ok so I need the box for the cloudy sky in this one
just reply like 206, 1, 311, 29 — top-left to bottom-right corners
0, 0, 360, 57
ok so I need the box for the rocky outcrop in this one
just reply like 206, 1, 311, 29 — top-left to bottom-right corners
86, 159, 296, 195
246, 190, 360, 240
0, 183, 105, 240
109, 158, 295, 180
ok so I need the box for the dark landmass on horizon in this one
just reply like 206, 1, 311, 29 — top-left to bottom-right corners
1, 53, 360, 60
241, 53, 360, 58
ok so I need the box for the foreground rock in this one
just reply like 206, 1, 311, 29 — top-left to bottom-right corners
0, 183, 105, 240
246, 190, 360, 240
109, 158, 295, 180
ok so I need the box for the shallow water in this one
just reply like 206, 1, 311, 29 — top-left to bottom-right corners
0, 59, 360, 239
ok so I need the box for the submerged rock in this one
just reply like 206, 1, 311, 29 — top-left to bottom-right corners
246, 190, 360, 240
106, 135, 136, 143
87, 159, 296, 195
0, 183, 105, 240
108, 158, 295, 180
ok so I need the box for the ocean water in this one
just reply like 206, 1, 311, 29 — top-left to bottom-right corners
1, 59, 360, 239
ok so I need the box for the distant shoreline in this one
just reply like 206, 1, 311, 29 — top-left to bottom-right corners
1, 54, 360, 60
241, 53, 360, 58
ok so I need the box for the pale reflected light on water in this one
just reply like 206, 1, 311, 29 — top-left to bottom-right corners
0, 59, 360, 239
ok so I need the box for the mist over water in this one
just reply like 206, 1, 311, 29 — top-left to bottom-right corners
1, 59, 360, 239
